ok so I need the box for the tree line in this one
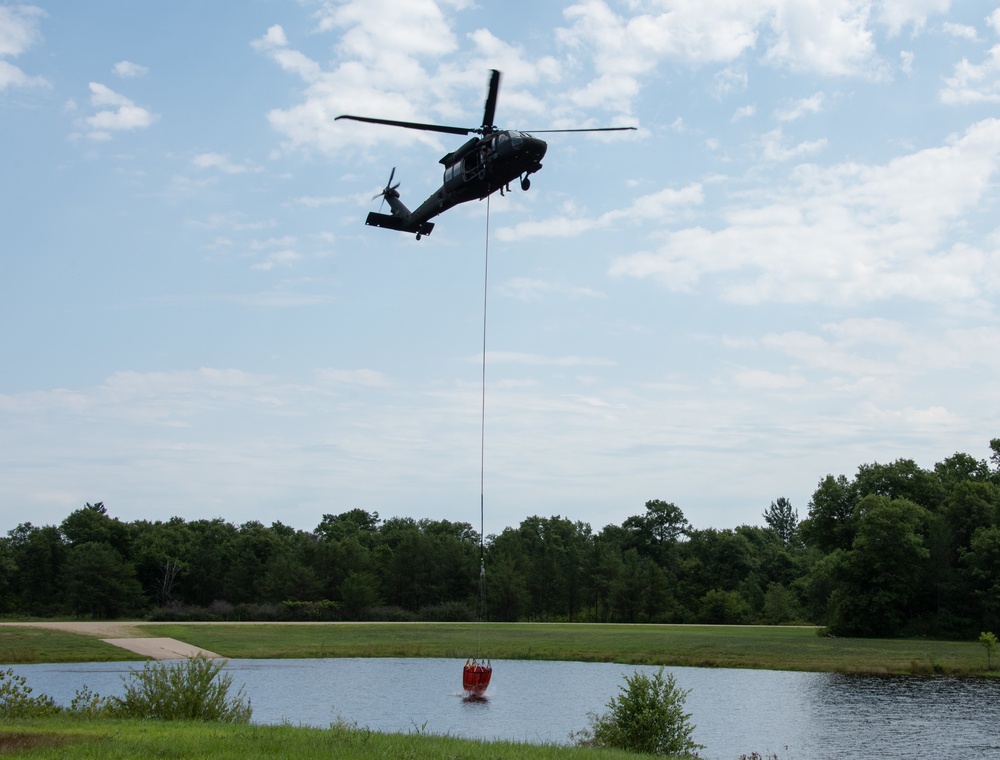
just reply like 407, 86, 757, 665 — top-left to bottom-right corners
3, 439, 999, 639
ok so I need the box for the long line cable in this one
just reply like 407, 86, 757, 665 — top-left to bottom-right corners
476, 194, 491, 655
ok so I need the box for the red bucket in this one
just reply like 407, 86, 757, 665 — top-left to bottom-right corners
462, 659, 492, 696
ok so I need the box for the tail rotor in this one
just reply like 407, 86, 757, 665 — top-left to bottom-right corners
373, 167, 401, 212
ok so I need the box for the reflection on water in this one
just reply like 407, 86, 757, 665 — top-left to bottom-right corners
805, 674, 1000, 759
9, 658, 1000, 760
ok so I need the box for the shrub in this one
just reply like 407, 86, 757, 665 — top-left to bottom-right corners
104, 656, 251, 723
69, 684, 110, 718
979, 631, 998, 670
365, 605, 416, 622
576, 667, 703, 757
0, 668, 59, 718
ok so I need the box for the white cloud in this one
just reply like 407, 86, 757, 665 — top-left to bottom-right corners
497, 183, 703, 241
900, 50, 914, 75
192, 152, 257, 174
258, 0, 906, 156
103, 368, 265, 399
315, 369, 392, 388
113, 60, 149, 78
253, 21, 452, 154
559, 0, 766, 72
0, 4, 48, 91
496, 277, 605, 302
876, 0, 951, 37
251, 249, 302, 271
609, 118, 1000, 307
762, 0, 885, 79
990, 8, 1000, 36
940, 45, 1000, 105
249, 236, 297, 251
0, 4, 44, 57
314, 0, 461, 60
714, 67, 749, 98
942, 22, 978, 41
81, 82, 156, 140
939, 10, 1000, 104
732, 319, 1000, 406
568, 72, 640, 113
251, 24, 322, 82
774, 92, 825, 121
484, 351, 615, 367
759, 128, 828, 160
731, 368, 806, 390
556, 0, 892, 112
292, 195, 343, 208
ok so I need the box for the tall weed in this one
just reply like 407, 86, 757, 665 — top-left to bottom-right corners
103, 656, 252, 723
575, 666, 703, 757
0, 668, 58, 718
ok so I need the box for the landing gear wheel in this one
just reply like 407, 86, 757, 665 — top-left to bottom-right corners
520, 176, 531, 191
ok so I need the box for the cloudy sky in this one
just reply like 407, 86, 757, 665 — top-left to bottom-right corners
3, 1, 1000, 538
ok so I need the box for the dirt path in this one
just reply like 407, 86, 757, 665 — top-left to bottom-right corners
2, 621, 149, 638
1, 621, 220, 660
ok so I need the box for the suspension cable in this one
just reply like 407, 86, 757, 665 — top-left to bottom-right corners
477, 194, 490, 649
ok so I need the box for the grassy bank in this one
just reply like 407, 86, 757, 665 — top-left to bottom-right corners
136, 622, 990, 674
0, 717, 658, 760
0, 627, 144, 665
1, 622, 991, 675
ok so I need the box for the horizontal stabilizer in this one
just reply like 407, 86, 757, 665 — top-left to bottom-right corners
365, 212, 434, 237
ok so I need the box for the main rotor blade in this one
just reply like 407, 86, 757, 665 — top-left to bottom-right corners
336, 114, 472, 136
523, 127, 638, 133
482, 70, 501, 130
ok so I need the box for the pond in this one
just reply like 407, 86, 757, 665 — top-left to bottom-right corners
9, 658, 1000, 759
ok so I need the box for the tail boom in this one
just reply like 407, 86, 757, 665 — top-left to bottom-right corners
365, 212, 435, 237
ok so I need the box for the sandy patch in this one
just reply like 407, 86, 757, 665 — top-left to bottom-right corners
0, 622, 219, 659
0, 621, 144, 639
101, 638, 221, 660
0, 621, 148, 638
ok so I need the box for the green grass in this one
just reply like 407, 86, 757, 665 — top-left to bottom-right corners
0, 624, 992, 759
0, 628, 144, 665
0, 717, 667, 760
1, 622, 990, 675
127, 622, 988, 675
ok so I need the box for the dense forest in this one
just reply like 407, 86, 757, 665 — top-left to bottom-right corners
3, 439, 999, 639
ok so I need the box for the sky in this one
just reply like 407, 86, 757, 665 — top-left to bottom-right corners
3, 1, 1000, 539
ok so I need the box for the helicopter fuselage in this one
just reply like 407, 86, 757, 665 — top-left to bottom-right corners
367, 130, 547, 239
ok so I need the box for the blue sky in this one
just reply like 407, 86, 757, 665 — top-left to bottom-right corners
3, 0, 1000, 538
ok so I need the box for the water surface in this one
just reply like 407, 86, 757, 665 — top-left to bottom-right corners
11, 658, 1000, 759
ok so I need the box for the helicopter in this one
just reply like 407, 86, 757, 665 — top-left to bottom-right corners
336, 70, 635, 240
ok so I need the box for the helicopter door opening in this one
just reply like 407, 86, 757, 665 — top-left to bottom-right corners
463, 150, 482, 181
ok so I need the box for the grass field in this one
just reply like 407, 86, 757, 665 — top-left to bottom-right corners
0, 717, 655, 760
1, 621, 991, 675
0, 626, 144, 665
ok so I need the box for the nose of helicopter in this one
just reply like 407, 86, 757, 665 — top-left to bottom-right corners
527, 136, 547, 161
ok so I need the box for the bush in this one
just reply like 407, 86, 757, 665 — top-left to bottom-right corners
0, 668, 59, 718
103, 656, 251, 723
365, 605, 416, 622
577, 667, 703, 757
980, 631, 998, 670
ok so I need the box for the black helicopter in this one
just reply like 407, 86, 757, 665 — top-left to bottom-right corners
336, 70, 635, 239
